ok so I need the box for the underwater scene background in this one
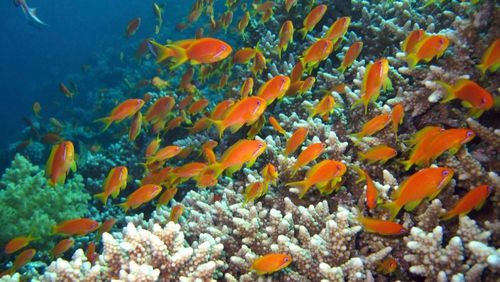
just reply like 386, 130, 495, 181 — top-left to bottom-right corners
0, 0, 498, 281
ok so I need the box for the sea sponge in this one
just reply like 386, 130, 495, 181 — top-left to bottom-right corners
0, 154, 90, 249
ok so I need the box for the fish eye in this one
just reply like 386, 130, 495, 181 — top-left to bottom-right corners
256, 100, 261, 106
442, 170, 449, 176
283, 257, 289, 262
466, 131, 474, 137
439, 38, 444, 44
480, 97, 486, 105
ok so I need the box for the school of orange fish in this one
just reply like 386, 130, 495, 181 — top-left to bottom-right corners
3, 0, 499, 277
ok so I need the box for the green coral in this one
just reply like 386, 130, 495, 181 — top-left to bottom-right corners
0, 154, 90, 248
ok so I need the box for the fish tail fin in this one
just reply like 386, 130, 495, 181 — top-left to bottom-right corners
94, 117, 112, 132
337, 65, 346, 74
476, 63, 486, 78
298, 28, 307, 39
149, 40, 174, 63
381, 201, 402, 220
357, 151, 366, 162
94, 192, 108, 205
351, 165, 366, 183
166, 44, 188, 70
117, 202, 129, 213
434, 80, 455, 103
399, 159, 413, 171
286, 180, 309, 199
405, 53, 418, 70
350, 97, 368, 114
208, 119, 225, 139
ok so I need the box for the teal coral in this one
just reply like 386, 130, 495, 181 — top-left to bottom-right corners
0, 154, 90, 248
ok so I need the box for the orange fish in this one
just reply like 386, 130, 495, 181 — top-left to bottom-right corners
286, 160, 346, 198
173, 162, 207, 180
421, 128, 475, 166
94, 166, 128, 204
391, 103, 404, 138
51, 239, 74, 258
401, 126, 445, 170
4, 235, 37, 254
211, 99, 235, 120
145, 96, 175, 124
277, 20, 294, 58
256, 75, 291, 105
289, 143, 325, 176
382, 167, 454, 219
117, 184, 162, 212
53, 218, 99, 236
290, 61, 304, 83
129, 112, 142, 141
240, 77, 254, 98
357, 215, 407, 235
209, 96, 267, 138
351, 58, 391, 114
141, 167, 173, 185
300, 39, 334, 72
401, 29, 426, 54
42, 133, 62, 145
285, 127, 309, 156
11, 248, 36, 273
145, 135, 161, 157
298, 4, 327, 39
284, 0, 297, 12
169, 204, 184, 222
268, 116, 286, 135
152, 37, 232, 69
262, 163, 278, 187
46, 141, 77, 186
97, 218, 117, 237
338, 41, 362, 73
323, 17, 351, 44
350, 113, 391, 141
251, 253, 292, 275
476, 39, 500, 76
308, 94, 336, 121
441, 184, 493, 220
95, 99, 145, 131
86, 242, 97, 265
358, 145, 397, 164
136, 38, 152, 60
59, 82, 75, 99
299, 76, 315, 94
147, 145, 182, 164
187, 99, 209, 115
151, 76, 169, 90
165, 116, 184, 132
377, 257, 398, 275
125, 17, 141, 38
436, 79, 493, 118
179, 68, 196, 94
406, 34, 449, 69
353, 166, 378, 209
405, 125, 444, 148
32, 102, 41, 117
232, 48, 256, 64
244, 181, 266, 204
188, 117, 211, 134
157, 186, 178, 207
251, 49, 267, 75
237, 11, 250, 35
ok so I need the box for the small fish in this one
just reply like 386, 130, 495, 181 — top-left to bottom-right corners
358, 145, 397, 164
476, 39, 500, 76
147, 145, 182, 164
421, 128, 475, 166
51, 239, 74, 258
237, 11, 250, 36
232, 48, 257, 64
323, 17, 351, 44
405, 34, 449, 69
300, 39, 334, 72
277, 20, 294, 58
290, 61, 304, 83
153, 3, 163, 34
256, 75, 291, 105
209, 97, 267, 138
338, 41, 362, 73
357, 215, 407, 236
285, 127, 309, 156
125, 17, 141, 38
59, 82, 75, 99
382, 167, 454, 219
97, 218, 117, 237
289, 143, 325, 176
268, 116, 286, 135
284, 0, 297, 12
286, 160, 346, 198
85, 242, 97, 265
94, 166, 128, 204
46, 141, 77, 186
95, 99, 145, 131
244, 181, 266, 204
145, 97, 175, 124
251, 49, 267, 75
401, 29, 426, 54
141, 167, 173, 185
14, 0, 48, 29
400, 126, 445, 170
32, 102, 41, 117
53, 218, 99, 236
4, 235, 37, 254
187, 99, 209, 115
151, 76, 170, 90
188, 117, 211, 134
351, 59, 391, 114
376, 256, 398, 275
157, 186, 178, 207
391, 103, 404, 139
136, 38, 152, 60
441, 184, 493, 220
10, 248, 36, 273
169, 204, 184, 222
308, 94, 336, 121
117, 184, 162, 212
350, 113, 391, 141
129, 112, 142, 141
173, 162, 207, 180
240, 77, 254, 98
251, 253, 292, 275
42, 133, 62, 145
298, 4, 327, 39
211, 99, 235, 120
353, 166, 378, 209
262, 163, 278, 187
145, 135, 161, 157
435, 79, 493, 118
